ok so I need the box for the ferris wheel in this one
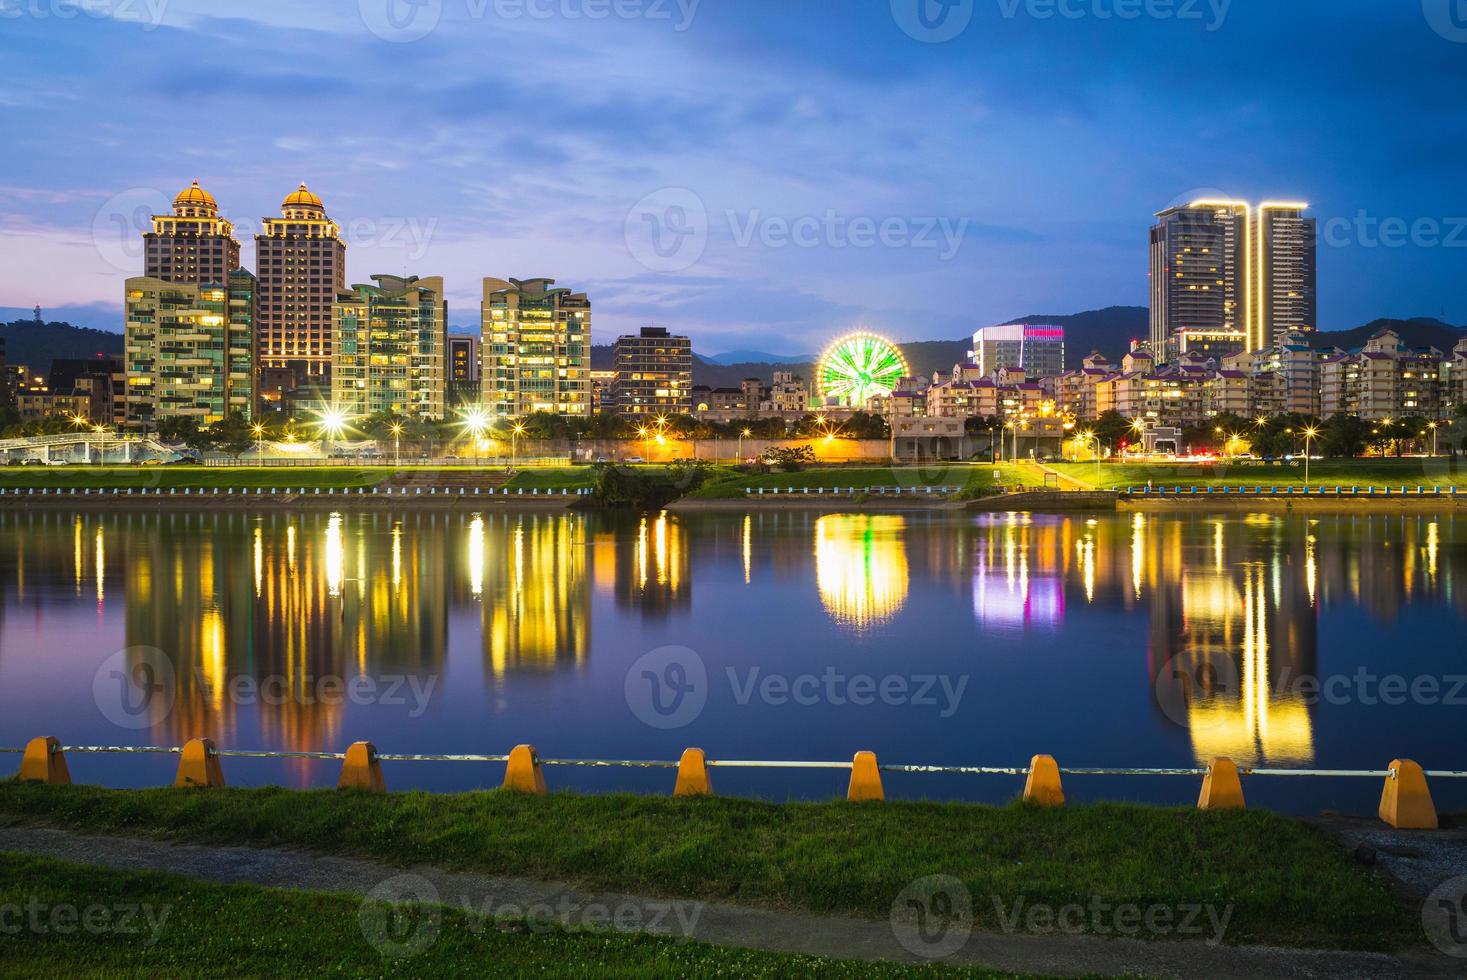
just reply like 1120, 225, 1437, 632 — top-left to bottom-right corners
815, 332, 909, 408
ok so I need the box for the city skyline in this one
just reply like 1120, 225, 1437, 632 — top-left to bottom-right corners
3, 3, 1467, 353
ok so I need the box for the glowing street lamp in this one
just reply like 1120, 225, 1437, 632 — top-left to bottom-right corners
1301, 425, 1319, 486
389, 422, 403, 463
251, 422, 266, 459
459, 407, 492, 459
739, 427, 751, 463
512, 422, 526, 467
1427, 420, 1439, 457
314, 407, 351, 458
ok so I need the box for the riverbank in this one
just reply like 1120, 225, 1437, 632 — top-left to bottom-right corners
0, 781, 1418, 953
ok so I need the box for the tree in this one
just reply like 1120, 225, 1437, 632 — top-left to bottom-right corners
1320, 414, 1368, 459
208, 413, 256, 459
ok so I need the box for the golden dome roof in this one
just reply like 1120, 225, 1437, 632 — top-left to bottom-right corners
282, 182, 324, 210
174, 180, 217, 209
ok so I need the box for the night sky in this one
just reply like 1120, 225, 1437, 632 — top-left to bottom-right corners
2, 1, 1464, 353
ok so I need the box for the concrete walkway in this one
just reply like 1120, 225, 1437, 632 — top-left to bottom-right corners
0, 824, 1453, 979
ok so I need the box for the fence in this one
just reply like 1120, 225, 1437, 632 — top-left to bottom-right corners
0, 486, 593, 498
747, 486, 961, 496
1124, 485, 1461, 498
5, 738, 1460, 829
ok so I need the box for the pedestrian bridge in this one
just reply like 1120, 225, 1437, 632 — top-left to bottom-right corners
0, 433, 179, 464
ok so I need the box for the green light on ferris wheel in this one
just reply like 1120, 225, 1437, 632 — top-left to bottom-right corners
817, 333, 908, 407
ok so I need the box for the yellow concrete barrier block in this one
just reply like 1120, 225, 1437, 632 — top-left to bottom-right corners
674, 748, 712, 797
18, 736, 70, 785
174, 737, 225, 788
338, 741, 386, 793
1198, 757, 1245, 810
847, 751, 884, 802
1023, 755, 1064, 806
1379, 759, 1437, 829
503, 744, 546, 795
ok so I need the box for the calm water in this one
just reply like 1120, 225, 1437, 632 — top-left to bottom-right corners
0, 507, 1463, 815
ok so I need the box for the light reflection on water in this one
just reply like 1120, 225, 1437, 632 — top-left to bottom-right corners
0, 508, 1463, 812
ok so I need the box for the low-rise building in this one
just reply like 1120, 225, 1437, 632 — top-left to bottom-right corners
1319, 330, 1446, 421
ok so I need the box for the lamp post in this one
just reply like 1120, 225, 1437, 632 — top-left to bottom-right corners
739, 427, 750, 464
389, 423, 403, 464
252, 422, 266, 460
1301, 425, 1318, 486
1428, 421, 1439, 457
512, 423, 525, 468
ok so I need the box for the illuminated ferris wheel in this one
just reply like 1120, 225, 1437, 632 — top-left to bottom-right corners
815, 332, 909, 408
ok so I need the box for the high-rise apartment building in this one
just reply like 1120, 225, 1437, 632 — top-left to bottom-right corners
1150, 200, 1315, 362
448, 335, 481, 406
612, 327, 692, 419
331, 274, 447, 420
255, 183, 346, 394
144, 181, 241, 285
124, 270, 257, 427
970, 324, 1065, 378
481, 278, 591, 417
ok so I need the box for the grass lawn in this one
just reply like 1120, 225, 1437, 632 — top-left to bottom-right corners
1049, 459, 1467, 491
0, 853, 1017, 979
0, 466, 492, 491
692, 465, 1051, 498
0, 782, 1414, 952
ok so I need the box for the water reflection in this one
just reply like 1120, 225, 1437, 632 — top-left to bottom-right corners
0, 510, 1462, 801
814, 514, 909, 632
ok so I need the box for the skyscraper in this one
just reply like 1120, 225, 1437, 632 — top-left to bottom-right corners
331, 274, 447, 420
612, 327, 693, 419
124, 270, 257, 427
480, 278, 591, 417
255, 183, 346, 396
144, 181, 241, 285
970, 324, 1065, 378
1149, 200, 1315, 363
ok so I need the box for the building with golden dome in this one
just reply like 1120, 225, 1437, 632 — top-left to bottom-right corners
255, 182, 346, 399
143, 181, 241, 284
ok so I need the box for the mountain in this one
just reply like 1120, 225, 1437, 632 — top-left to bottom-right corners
1, 320, 124, 373
707, 350, 814, 366
1309, 317, 1465, 353
1000, 306, 1150, 362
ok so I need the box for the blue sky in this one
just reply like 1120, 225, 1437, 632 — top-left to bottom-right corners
2, 0, 1465, 354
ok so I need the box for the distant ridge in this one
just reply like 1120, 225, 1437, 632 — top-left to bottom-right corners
0, 319, 123, 372
1308, 317, 1465, 353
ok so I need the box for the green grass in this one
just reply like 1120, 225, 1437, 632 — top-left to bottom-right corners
691, 465, 1048, 498
0, 782, 1414, 952
1048, 459, 1467, 491
0, 853, 1018, 979
502, 467, 599, 490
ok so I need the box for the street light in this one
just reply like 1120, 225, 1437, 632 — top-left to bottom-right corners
739, 427, 751, 464
315, 407, 351, 458
1301, 425, 1319, 486
512, 423, 526, 467
1428, 421, 1439, 457
459, 407, 491, 459
389, 423, 403, 464
251, 422, 266, 459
